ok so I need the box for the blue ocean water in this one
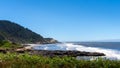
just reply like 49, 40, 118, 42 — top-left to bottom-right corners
73, 42, 120, 51
32, 42, 120, 60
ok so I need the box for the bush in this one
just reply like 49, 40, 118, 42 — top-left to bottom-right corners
0, 40, 20, 48
0, 53, 120, 68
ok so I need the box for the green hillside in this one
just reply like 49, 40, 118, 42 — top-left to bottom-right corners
0, 20, 46, 44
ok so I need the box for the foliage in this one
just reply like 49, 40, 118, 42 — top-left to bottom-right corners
0, 20, 45, 44
0, 53, 119, 68
0, 40, 20, 48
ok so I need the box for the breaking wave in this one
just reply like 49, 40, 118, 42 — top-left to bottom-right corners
32, 43, 120, 60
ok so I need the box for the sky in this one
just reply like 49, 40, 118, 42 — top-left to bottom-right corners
0, 0, 120, 41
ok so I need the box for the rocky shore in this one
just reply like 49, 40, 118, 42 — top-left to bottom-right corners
0, 47, 105, 57
30, 50, 105, 57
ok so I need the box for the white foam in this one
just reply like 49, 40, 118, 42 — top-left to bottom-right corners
32, 43, 120, 60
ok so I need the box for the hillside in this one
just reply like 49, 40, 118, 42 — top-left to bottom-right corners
0, 20, 55, 44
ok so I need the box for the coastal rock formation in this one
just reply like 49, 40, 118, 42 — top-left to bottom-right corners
0, 48, 105, 57
44, 38, 59, 43
30, 50, 105, 57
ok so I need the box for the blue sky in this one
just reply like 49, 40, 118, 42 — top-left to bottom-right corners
0, 0, 120, 41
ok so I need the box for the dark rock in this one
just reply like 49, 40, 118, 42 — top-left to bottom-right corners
0, 49, 7, 53
29, 50, 105, 57
15, 49, 25, 53
16, 50, 25, 53
0, 47, 105, 57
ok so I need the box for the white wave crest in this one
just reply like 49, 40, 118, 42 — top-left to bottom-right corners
32, 43, 120, 60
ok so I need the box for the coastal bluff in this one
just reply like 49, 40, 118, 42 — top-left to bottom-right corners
0, 20, 58, 44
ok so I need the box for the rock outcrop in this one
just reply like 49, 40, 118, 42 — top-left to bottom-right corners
0, 48, 105, 57
30, 50, 105, 57
44, 38, 58, 43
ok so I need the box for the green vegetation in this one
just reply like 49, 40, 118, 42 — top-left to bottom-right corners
0, 53, 119, 68
0, 39, 119, 68
0, 40, 21, 49
0, 20, 46, 44
0, 20, 119, 68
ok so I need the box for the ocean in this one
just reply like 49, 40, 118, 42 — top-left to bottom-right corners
74, 42, 120, 51
31, 42, 120, 60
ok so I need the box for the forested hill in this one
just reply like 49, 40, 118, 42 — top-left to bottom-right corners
0, 20, 47, 44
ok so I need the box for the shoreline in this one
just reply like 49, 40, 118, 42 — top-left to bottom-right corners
19, 44, 106, 57
0, 47, 105, 58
